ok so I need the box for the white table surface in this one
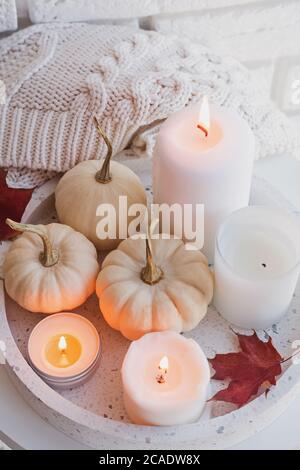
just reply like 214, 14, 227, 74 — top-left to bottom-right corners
1, 154, 300, 450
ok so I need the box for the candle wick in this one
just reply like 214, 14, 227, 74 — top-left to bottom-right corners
156, 373, 166, 384
156, 366, 167, 384
197, 124, 208, 138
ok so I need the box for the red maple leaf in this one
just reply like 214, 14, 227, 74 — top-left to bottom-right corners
209, 331, 283, 408
0, 169, 34, 241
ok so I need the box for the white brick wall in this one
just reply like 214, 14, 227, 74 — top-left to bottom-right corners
148, 1, 300, 116
26, 1, 273, 22
149, 1, 300, 62
16, 0, 28, 19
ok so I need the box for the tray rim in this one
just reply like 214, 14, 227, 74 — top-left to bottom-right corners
1, 175, 300, 450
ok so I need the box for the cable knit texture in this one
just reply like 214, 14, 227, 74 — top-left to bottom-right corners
0, 23, 299, 188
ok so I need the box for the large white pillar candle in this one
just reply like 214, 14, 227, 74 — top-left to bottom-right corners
153, 100, 255, 263
214, 206, 300, 330
121, 331, 210, 426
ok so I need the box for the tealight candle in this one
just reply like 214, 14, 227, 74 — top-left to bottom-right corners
121, 331, 210, 426
45, 334, 81, 368
214, 206, 300, 329
28, 313, 100, 389
153, 98, 255, 263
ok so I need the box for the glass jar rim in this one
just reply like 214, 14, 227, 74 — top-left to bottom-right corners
215, 205, 300, 281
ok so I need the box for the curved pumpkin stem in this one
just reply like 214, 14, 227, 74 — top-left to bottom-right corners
140, 218, 163, 285
141, 239, 163, 285
6, 219, 59, 267
93, 116, 113, 184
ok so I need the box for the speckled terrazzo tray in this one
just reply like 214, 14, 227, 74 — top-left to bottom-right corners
0, 159, 300, 450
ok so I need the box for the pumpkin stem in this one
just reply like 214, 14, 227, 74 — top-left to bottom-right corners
140, 219, 163, 285
93, 116, 113, 184
6, 219, 59, 267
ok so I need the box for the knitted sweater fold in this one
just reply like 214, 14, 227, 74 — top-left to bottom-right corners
0, 23, 298, 188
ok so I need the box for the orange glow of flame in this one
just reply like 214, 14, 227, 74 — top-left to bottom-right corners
197, 96, 210, 137
58, 335, 67, 353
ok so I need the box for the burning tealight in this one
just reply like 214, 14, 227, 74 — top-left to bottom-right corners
45, 334, 81, 368
121, 331, 210, 426
28, 313, 100, 389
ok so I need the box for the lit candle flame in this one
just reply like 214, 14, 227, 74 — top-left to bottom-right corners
197, 96, 210, 137
58, 335, 67, 353
156, 355, 169, 384
159, 355, 169, 372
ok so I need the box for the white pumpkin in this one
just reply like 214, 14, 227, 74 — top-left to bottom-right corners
96, 236, 214, 340
55, 117, 147, 251
4, 219, 99, 314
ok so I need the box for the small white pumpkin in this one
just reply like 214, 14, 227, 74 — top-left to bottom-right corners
55, 117, 147, 251
96, 235, 214, 340
4, 219, 99, 314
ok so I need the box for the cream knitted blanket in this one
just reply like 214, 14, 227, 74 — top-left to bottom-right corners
0, 23, 298, 188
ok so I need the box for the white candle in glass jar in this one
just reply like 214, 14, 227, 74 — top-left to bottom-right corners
153, 99, 255, 263
214, 206, 300, 330
121, 331, 210, 426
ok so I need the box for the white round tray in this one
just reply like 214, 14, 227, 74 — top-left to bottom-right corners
0, 160, 300, 449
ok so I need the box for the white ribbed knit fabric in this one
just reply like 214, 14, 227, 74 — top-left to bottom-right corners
0, 23, 299, 188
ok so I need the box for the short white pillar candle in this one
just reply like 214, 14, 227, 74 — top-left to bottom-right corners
214, 206, 300, 330
121, 331, 210, 426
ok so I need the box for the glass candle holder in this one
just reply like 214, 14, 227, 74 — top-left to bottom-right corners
213, 206, 300, 330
